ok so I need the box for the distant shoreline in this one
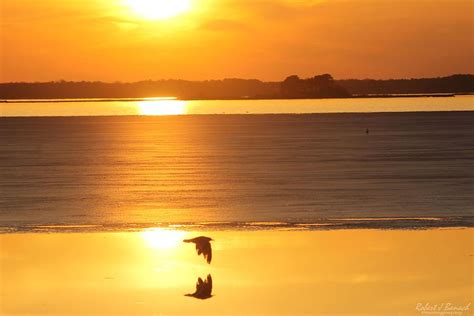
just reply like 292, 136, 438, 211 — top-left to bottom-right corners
1, 216, 473, 234
1, 74, 473, 100
1, 92, 467, 103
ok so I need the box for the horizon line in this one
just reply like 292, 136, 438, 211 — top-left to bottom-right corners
1, 73, 473, 85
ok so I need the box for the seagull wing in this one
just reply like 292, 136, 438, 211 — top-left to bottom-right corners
184, 236, 213, 264
195, 240, 212, 264
202, 241, 212, 264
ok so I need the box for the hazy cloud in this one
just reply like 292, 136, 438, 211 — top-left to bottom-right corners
1, 0, 473, 82
200, 19, 249, 31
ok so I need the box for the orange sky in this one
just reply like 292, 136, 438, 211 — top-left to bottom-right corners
0, 0, 473, 82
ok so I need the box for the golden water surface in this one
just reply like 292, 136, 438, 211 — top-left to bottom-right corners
1, 229, 472, 315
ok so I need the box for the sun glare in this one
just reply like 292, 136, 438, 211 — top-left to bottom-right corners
138, 100, 187, 115
141, 229, 186, 250
124, 0, 192, 20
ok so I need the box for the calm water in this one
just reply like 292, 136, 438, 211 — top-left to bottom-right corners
0, 97, 473, 231
1, 95, 474, 117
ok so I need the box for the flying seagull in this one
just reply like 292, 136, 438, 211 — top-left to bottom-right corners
185, 274, 213, 300
183, 236, 213, 264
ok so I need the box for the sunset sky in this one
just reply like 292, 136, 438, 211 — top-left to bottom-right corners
1, 0, 473, 82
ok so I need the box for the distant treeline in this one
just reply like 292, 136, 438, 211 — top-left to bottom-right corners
0, 74, 472, 100
0, 78, 279, 100
338, 74, 474, 95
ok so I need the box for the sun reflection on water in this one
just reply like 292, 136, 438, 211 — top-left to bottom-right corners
138, 99, 187, 116
141, 228, 186, 250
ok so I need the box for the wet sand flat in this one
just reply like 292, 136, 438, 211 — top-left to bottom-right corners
1, 228, 472, 315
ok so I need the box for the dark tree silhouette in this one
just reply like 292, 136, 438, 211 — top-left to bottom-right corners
281, 74, 351, 98
1, 74, 472, 100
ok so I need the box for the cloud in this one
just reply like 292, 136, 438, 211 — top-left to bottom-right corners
200, 19, 249, 31
279, 0, 327, 6
214, 0, 326, 23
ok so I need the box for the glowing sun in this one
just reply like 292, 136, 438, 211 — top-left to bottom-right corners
124, 0, 191, 20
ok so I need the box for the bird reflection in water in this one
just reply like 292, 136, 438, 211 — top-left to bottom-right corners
185, 274, 213, 300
